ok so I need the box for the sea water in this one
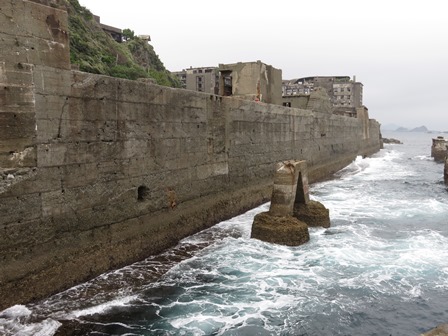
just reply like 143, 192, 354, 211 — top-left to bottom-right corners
1, 131, 447, 336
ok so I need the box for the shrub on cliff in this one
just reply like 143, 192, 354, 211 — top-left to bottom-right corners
66, 0, 180, 87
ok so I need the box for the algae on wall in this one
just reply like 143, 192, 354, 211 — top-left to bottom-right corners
66, 0, 180, 87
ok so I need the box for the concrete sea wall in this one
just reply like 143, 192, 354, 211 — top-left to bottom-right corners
0, 0, 381, 309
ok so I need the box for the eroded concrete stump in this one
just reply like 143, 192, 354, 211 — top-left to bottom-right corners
251, 212, 309, 246
251, 160, 329, 246
294, 200, 330, 228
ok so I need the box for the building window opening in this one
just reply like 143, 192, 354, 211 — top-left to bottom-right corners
137, 185, 149, 201
221, 71, 233, 96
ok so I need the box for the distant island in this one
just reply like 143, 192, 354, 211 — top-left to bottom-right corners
381, 124, 430, 133
396, 126, 428, 132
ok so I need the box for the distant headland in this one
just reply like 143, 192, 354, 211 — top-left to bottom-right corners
382, 124, 448, 133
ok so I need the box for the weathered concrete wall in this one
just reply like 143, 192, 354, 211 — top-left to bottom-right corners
0, 0, 382, 310
282, 94, 309, 109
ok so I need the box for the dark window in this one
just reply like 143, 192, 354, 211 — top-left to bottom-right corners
137, 186, 149, 201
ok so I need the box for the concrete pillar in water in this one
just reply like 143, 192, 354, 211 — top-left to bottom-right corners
251, 160, 330, 246
431, 136, 448, 163
269, 160, 310, 217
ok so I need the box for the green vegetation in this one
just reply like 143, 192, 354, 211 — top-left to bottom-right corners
66, 0, 180, 87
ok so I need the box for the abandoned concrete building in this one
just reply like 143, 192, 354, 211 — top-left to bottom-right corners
282, 76, 364, 117
93, 15, 123, 43
174, 61, 282, 105
173, 66, 220, 94
173, 64, 368, 118
218, 61, 282, 105
92, 16, 150, 43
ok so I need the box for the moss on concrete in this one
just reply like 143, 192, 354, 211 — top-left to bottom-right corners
293, 200, 330, 228
251, 212, 310, 246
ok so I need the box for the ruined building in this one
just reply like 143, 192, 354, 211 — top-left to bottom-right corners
173, 61, 282, 105
173, 66, 220, 94
93, 15, 123, 43
218, 61, 282, 105
282, 76, 364, 117
174, 68, 366, 117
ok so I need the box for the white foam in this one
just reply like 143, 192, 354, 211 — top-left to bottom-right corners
70, 295, 138, 318
0, 305, 32, 319
0, 305, 60, 336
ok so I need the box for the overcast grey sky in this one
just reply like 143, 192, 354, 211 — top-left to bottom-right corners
80, 0, 448, 131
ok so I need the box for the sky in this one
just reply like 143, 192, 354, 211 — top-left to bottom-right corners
79, 0, 448, 131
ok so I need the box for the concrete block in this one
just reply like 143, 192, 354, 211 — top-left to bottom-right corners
0, 85, 35, 113
196, 162, 229, 180
0, 1, 69, 69
0, 193, 41, 226
33, 67, 73, 96
0, 62, 34, 86
0, 112, 35, 140
37, 143, 66, 167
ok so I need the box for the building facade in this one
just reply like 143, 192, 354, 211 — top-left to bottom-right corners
282, 76, 363, 117
173, 66, 220, 94
93, 15, 123, 43
174, 61, 282, 105
218, 61, 282, 105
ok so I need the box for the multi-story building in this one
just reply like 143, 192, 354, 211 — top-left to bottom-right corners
282, 76, 363, 117
172, 66, 220, 94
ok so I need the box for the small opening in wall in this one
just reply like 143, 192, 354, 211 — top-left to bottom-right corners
137, 185, 149, 201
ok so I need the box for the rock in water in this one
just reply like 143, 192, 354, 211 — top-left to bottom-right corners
382, 138, 403, 144
293, 200, 330, 228
421, 324, 448, 336
251, 212, 310, 246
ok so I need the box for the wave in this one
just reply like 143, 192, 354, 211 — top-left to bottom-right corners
1, 133, 447, 335
0, 306, 61, 336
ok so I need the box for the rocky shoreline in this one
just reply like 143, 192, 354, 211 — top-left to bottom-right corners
382, 137, 403, 144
